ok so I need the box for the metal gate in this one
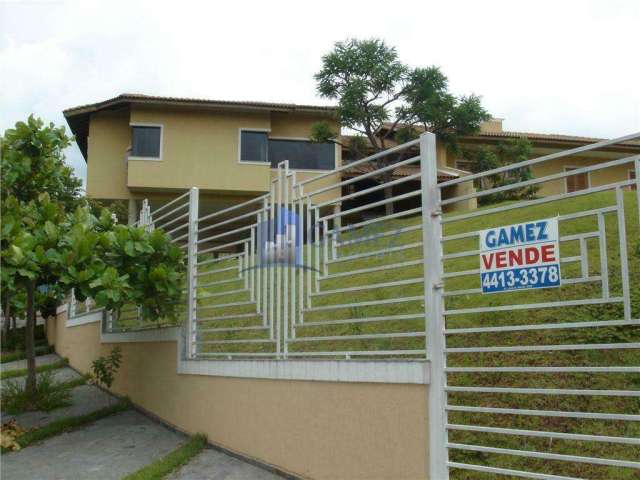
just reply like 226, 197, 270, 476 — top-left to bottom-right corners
431, 132, 640, 479
119, 130, 639, 479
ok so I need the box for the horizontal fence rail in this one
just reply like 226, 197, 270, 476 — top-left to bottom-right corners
435, 132, 640, 480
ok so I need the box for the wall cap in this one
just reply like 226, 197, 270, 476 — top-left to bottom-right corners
67, 310, 103, 327
98, 326, 430, 384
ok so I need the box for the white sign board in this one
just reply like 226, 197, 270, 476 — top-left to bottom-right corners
479, 217, 561, 294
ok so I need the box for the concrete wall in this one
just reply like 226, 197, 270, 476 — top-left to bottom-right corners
49, 313, 429, 480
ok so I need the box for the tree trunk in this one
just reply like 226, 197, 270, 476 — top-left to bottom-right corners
25, 281, 37, 398
1, 290, 9, 341
384, 186, 395, 216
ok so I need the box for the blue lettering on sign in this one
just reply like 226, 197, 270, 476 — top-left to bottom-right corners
484, 220, 550, 249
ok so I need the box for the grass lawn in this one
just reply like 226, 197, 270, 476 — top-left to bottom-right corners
122, 434, 207, 480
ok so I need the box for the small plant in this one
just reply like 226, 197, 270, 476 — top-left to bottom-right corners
0, 420, 27, 451
90, 346, 122, 390
1, 370, 72, 414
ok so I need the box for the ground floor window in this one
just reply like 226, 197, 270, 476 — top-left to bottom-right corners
565, 166, 589, 193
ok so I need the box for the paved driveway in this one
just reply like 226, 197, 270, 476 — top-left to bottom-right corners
2, 410, 186, 480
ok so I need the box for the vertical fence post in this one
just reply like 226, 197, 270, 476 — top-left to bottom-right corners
186, 187, 199, 359
69, 288, 76, 318
419, 132, 448, 479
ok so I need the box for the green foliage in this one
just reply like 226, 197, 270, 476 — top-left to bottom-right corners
1, 116, 186, 327
313, 38, 491, 153
86, 198, 129, 224
1, 345, 53, 363
310, 121, 338, 144
1, 325, 47, 353
1, 370, 72, 414
1, 115, 81, 211
122, 434, 207, 480
90, 347, 122, 389
463, 138, 538, 204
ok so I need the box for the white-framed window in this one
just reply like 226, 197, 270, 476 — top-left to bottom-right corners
629, 169, 637, 191
129, 123, 163, 160
564, 166, 590, 193
238, 129, 270, 164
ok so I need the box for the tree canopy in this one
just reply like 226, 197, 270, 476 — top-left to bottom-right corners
312, 38, 491, 153
1, 115, 185, 400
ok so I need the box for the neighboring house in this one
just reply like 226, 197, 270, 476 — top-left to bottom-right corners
372, 118, 640, 200
454, 118, 640, 196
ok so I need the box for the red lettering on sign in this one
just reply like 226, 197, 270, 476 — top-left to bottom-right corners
541, 244, 556, 262
482, 243, 558, 270
525, 247, 540, 264
508, 249, 523, 266
482, 253, 494, 269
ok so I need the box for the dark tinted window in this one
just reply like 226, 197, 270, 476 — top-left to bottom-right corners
240, 131, 268, 162
268, 139, 335, 170
131, 126, 161, 158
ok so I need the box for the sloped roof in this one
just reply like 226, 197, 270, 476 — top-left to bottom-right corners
64, 94, 338, 159
63, 93, 337, 116
342, 163, 458, 182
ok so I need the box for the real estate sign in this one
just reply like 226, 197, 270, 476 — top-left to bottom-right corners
479, 217, 561, 294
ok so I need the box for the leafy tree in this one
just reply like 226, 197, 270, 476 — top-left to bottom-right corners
312, 38, 491, 212
462, 138, 538, 204
313, 38, 490, 150
1, 117, 185, 402
1, 116, 81, 211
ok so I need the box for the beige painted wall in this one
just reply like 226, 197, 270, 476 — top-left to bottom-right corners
50, 313, 428, 480
127, 106, 272, 194
86, 105, 341, 207
445, 145, 635, 199
86, 108, 132, 200
532, 155, 633, 196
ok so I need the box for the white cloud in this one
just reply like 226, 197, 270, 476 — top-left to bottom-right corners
2, 0, 639, 187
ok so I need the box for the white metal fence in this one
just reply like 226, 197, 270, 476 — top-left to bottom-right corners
433, 133, 640, 479
92, 131, 639, 479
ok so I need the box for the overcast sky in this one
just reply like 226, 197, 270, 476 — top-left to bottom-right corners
2, 0, 639, 186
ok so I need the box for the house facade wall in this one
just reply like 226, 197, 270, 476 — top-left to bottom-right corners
48, 312, 429, 480
85, 105, 342, 206
445, 145, 636, 198
86, 108, 132, 200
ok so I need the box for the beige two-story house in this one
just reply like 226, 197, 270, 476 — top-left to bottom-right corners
64, 94, 343, 221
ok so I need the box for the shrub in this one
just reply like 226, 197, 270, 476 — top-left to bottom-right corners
2, 325, 47, 352
91, 347, 122, 390
1, 370, 72, 414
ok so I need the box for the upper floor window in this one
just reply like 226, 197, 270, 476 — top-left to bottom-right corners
240, 130, 269, 163
269, 139, 335, 170
131, 125, 162, 159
